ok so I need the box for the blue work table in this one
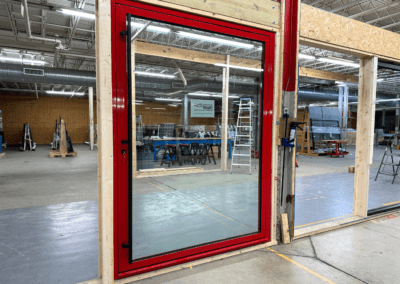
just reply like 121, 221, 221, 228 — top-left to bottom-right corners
146, 138, 232, 162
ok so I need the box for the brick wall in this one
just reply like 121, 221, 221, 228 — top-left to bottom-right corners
0, 94, 97, 145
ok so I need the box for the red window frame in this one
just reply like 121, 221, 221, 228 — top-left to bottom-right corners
111, 0, 275, 279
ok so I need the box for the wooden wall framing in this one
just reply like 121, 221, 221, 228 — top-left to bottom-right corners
93, 0, 398, 283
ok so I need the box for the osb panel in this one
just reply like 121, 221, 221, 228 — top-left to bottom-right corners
138, 0, 280, 29
300, 4, 400, 60
0, 95, 97, 145
299, 67, 358, 83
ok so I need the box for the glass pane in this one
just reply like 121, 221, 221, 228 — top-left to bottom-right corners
129, 16, 264, 260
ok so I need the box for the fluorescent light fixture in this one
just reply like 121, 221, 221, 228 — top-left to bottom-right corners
178, 31, 254, 49
211, 94, 240, 98
135, 100, 143, 103
131, 22, 170, 33
46, 91, 85, 96
298, 54, 316, 60
153, 108, 166, 110
214, 63, 263, 72
188, 93, 211, 97
155, 98, 182, 102
377, 78, 384, 82
59, 9, 95, 20
375, 98, 400, 104
135, 71, 175, 78
318, 58, 360, 68
0, 56, 46, 66
169, 104, 179, 107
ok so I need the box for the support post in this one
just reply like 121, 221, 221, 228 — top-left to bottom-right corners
343, 86, 349, 141
353, 56, 377, 217
221, 55, 230, 171
89, 86, 94, 151
396, 94, 399, 146
338, 86, 344, 128
184, 94, 189, 131
96, 0, 113, 282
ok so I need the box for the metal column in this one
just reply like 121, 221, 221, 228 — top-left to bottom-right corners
184, 94, 189, 131
343, 86, 349, 140
89, 87, 94, 151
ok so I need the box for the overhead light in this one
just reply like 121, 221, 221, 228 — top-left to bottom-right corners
46, 91, 85, 96
135, 100, 143, 103
155, 98, 182, 102
169, 104, 179, 107
318, 58, 360, 68
153, 108, 166, 110
211, 94, 240, 98
377, 79, 384, 82
131, 22, 170, 33
298, 54, 316, 60
188, 93, 212, 97
375, 98, 400, 104
214, 63, 263, 72
178, 31, 254, 49
135, 71, 175, 78
0, 56, 46, 66
59, 9, 95, 20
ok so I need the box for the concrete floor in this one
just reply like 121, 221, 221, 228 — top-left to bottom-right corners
1, 144, 400, 283
295, 145, 400, 228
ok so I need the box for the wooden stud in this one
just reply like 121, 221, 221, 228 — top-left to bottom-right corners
96, 0, 114, 282
299, 67, 358, 84
221, 56, 230, 171
280, 213, 290, 244
353, 56, 378, 218
349, 166, 355, 173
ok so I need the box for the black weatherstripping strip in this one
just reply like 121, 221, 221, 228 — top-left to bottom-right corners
368, 204, 400, 216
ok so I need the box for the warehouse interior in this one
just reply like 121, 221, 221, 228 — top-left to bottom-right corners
0, 0, 400, 284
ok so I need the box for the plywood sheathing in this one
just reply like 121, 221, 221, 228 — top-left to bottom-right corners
300, 4, 400, 62
137, 0, 280, 30
0, 94, 97, 145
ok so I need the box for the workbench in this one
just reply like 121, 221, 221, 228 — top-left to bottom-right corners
146, 138, 232, 162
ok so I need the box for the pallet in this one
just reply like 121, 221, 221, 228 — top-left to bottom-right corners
49, 150, 77, 158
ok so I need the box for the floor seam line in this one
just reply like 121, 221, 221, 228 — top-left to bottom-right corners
309, 237, 369, 284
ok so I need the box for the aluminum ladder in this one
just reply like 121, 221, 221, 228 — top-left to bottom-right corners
375, 135, 400, 184
230, 98, 252, 175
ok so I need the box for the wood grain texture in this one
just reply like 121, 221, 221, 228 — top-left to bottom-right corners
353, 57, 377, 218
280, 213, 290, 244
137, 0, 280, 30
300, 4, 400, 61
299, 67, 358, 83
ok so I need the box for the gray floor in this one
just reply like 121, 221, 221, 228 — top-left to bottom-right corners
1, 144, 400, 283
295, 145, 400, 228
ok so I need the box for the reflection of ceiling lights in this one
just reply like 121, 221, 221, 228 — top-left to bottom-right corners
135, 71, 175, 78
298, 54, 316, 60
46, 91, 85, 96
214, 63, 263, 72
178, 31, 254, 49
0, 56, 46, 66
155, 98, 182, 102
377, 79, 384, 82
131, 22, 170, 33
211, 94, 240, 98
59, 9, 95, 20
169, 104, 179, 107
188, 93, 212, 97
319, 58, 360, 68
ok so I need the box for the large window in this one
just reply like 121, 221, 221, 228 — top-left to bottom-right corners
113, 2, 275, 278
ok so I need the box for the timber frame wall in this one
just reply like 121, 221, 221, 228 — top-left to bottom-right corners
91, 1, 400, 283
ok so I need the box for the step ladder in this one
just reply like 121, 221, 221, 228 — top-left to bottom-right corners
230, 98, 252, 175
20, 123, 36, 151
375, 135, 400, 184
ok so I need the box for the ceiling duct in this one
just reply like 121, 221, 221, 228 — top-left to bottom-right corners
0, 63, 96, 87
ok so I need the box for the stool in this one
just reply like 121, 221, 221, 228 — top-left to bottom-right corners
160, 144, 180, 167
204, 144, 217, 165
179, 144, 194, 165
